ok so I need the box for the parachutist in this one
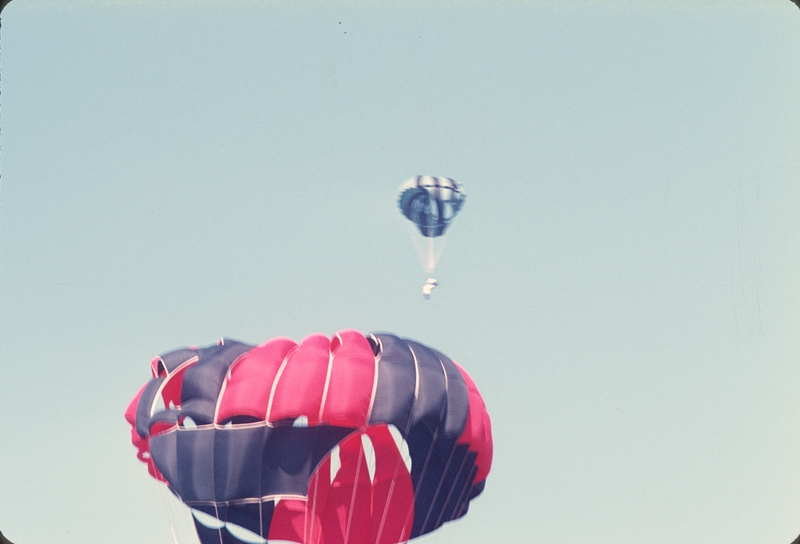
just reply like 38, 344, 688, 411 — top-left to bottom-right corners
398, 176, 465, 283
422, 278, 438, 299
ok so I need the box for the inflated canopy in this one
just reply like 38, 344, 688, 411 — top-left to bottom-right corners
397, 176, 466, 238
125, 330, 492, 544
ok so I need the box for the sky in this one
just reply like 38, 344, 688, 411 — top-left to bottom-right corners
0, 1, 799, 543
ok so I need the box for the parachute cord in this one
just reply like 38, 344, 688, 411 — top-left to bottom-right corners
156, 484, 181, 544
431, 444, 470, 531
419, 427, 458, 534
343, 442, 366, 544
452, 474, 475, 521
214, 504, 224, 544
209, 405, 223, 544
399, 424, 440, 539
258, 500, 264, 543
405, 222, 449, 278
419, 358, 463, 536
372, 439, 406, 544
426, 236, 435, 274
375, 407, 421, 543
303, 484, 310, 542
308, 466, 321, 544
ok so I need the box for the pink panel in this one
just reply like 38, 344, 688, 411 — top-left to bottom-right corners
124, 383, 147, 426
366, 427, 414, 544
304, 426, 413, 544
215, 337, 297, 423
149, 420, 177, 437
269, 498, 307, 543
319, 330, 376, 427
268, 333, 331, 424
160, 362, 196, 410
304, 462, 330, 544
318, 431, 372, 544
454, 363, 493, 483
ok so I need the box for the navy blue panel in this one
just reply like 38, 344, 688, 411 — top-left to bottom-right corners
213, 426, 268, 502
369, 334, 469, 438
364, 333, 478, 539
181, 341, 252, 405
468, 478, 484, 501
226, 501, 272, 538
189, 499, 276, 542
178, 429, 219, 502
407, 430, 479, 538
432, 348, 469, 440
405, 340, 449, 432
259, 428, 315, 497
147, 409, 181, 432
406, 424, 441, 538
193, 518, 225, 544
221, 527, 249, 544
424, 443, 468, 531
135, 378, 164, 438
145, 400, 219, 434
260, 426, 354, 497
151, 425, 355, 504
197, 339, 253, 361
191, 504, 226, 544
193, 521, 247, 544
368, 334, 417, 432
308, 426, 356, 469
149, 430, 182, 497
192, 503, 218, 517
180, 398, 217, 426
193, 502, 272, 543
158, 348, 198, 375
459, 465, 480, 516
438, 446, 476, 525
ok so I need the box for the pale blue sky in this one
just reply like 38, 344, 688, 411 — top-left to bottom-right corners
1, 1, 799, 543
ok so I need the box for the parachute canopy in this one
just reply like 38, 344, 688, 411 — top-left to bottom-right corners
125, 330, 492, 544
397, 176, 465, 238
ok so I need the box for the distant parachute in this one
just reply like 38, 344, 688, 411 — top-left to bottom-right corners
397, 176, 465, 277
125, 330, 492, 544
398, 176, 465, 238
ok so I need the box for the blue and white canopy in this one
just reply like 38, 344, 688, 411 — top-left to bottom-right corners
397, 176, 466, 238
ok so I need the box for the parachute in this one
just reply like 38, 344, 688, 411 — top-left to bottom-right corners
397, 176, 465, 276
397, 176, 465, 238
125, 330, 492, 544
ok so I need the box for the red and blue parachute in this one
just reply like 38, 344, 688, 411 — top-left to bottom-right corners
125, 330, 492, 544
